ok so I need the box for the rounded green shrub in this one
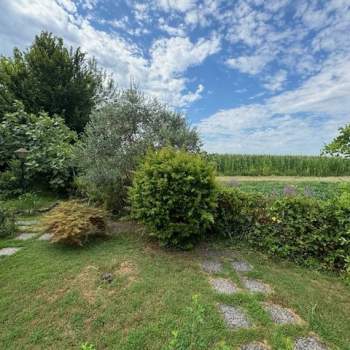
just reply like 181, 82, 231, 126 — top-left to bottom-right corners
129, 147, 217, 249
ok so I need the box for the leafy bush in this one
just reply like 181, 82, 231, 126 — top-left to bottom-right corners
0, 206, 16, 238
212, 187, 266, 239
129, 148, 217, 249
0, 168, 22, 198
249, 196, 324, 262
0, 103, 77, 192
250, 195, 350, 270
43, 201, 107, 246
75, 87, 201, 212
320, 192, 350, 270
214, 186, 350, 271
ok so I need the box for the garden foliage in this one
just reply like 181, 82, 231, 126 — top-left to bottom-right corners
43, 201, 107, 246
322, 123, 350, 159
0, 32, 114, 133
213, 186, 350, 271
213, 187, 266, 239
0, 103, 77, 193
76, 87, 201, 212
0, 206, 16, 238
129, 147, 217, 249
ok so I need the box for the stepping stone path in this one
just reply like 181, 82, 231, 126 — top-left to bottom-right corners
0, 247, 22, 256
241, 277, 272, 294
16, 233, 36, 241
240, 342, 270, 350
210, 278, 238, 294
262, 302, 302, 325
15, 219, 42, 240
231, 260, 253, 272
219, 304, 252, 329
294, 336, 327, 350
38, 233, 53, 241
201, 260, 222, 273
16, 220, 39, 226
0, 218, 45, 260
201, 253, 328, 349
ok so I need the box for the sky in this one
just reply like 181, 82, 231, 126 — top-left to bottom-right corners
1, 0, 350, 155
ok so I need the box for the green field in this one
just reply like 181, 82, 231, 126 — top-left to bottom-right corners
210, 154, 350, 177
218, 176, 350, 199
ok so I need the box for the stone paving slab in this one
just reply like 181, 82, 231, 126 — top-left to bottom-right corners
219, 304, 252, 329
201, 260, 223, 273
0, 247, 22, 256
242, 277, 272, 294
240, 342, 270, 350
18, 226, 41, 232
294, 336, 328, 350
231, 260, 253, 272
262, 302, 302, 325
16, 233, 37, 241
16, 220, 39, 226
210, 278, 239, 294
38, 233, 53, 241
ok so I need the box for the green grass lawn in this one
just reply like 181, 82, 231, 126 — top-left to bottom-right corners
217, 176, 350, 199
1, 217, 349, 350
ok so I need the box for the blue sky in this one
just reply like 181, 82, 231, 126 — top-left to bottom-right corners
1, 0, 350, 154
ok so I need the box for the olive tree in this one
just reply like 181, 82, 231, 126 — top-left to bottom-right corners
75, 87, 201, 212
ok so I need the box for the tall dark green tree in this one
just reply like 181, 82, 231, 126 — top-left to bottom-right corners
0, 31, 113, 133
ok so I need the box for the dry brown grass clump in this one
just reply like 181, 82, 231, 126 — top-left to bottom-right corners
43, 200, 107, 246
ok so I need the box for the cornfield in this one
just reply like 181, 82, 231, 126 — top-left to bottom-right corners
209, 154, 350, 176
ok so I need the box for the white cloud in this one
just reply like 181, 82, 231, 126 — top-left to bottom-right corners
156, 0, 196, 12
226, 53, 272, 75
133, 2, 151, 23
150, 36, 220, 77
158, 19, 186, 36
197, 57, 350, 154
175, 84, 205, 105
79, 0, 98, 11
0, 0, 219, 108
145, 35, 220, 106
263, 70, 287, 91
56, 0, 77, 13
263, 0, 289, 13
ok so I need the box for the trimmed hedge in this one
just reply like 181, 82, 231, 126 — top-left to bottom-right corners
213, 187, 266, 239
213, 186, 350, 272
129, 147, 217, 249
